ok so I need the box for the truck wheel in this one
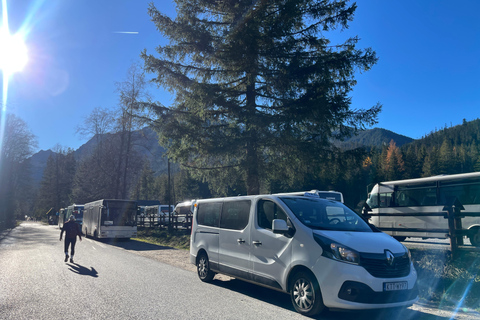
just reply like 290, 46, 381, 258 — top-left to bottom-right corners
197, 252, 215, 282
290, 271, 325, 316
469, 228, 480, 247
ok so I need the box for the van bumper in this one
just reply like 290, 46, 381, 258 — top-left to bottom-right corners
313, 257, 418, 310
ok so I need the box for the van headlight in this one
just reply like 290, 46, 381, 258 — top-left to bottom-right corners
314, 234, 360, 265
402, 244, 412, 262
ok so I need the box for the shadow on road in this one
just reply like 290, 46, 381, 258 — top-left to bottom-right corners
209, 278, 453, 320
92, 238, 175, 252
68, 263, 99, 278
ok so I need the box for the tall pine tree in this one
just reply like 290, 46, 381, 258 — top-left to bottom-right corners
142, 0, 380, 194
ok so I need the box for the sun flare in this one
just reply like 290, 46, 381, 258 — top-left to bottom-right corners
0, 28, 28, 75
1, 0, 28, 76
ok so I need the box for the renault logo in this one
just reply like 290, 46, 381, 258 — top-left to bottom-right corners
385, 250, 395, 266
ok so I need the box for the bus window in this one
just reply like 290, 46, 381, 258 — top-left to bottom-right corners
379, 193, 393, 207
366, 193, 379, 209
439, 183, 480, 205
396, 187, 436, 206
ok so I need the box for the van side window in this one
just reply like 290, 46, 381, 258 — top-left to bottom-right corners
257, 200, 287, 230
220, 200, 251, 230
197, 202, 222, 227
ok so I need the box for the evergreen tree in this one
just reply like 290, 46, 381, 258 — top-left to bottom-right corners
141, 0, 380, 195
470, 142, 480, 172
403, 144, 418, 178
438, 138, 453, 174
422, 147, 439, 177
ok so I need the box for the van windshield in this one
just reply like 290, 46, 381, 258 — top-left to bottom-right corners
279, 197, 372, 232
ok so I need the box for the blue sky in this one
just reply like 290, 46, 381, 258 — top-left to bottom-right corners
2, 0, 480, 152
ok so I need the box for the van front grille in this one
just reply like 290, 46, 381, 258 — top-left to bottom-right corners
360, 252, 411, 278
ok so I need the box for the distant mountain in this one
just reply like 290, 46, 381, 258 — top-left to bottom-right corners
29, 149, 55, 187
337, 128, 414, 150
28, 126, 169, 186
26, 126, 419, 186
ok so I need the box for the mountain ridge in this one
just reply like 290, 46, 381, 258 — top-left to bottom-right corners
27, 126, 414, 186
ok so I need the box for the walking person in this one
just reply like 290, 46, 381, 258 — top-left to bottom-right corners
60, 215, 82, 263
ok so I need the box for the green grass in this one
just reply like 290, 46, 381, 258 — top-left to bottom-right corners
134, 227, 191, 250
135, 229, 480, 310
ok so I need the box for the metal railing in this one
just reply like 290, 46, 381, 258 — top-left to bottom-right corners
362, 197, 480, 256
137, 213, 192, 231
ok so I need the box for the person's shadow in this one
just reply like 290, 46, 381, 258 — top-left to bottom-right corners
68, 263, 99, 278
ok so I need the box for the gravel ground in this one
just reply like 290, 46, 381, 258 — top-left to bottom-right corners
127, 246, 232, 281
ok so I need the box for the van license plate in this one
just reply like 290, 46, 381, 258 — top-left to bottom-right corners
384, 281, 407, 291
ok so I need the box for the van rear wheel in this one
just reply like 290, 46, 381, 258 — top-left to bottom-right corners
290, 271, 325, 316
197, 253, 215, 282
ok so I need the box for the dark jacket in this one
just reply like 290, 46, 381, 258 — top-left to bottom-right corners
61, 220, 82, 239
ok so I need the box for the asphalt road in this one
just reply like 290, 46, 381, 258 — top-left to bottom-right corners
0, 222, 478, 320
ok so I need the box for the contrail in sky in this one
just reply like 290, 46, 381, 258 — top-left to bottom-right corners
113, 31, 139, 34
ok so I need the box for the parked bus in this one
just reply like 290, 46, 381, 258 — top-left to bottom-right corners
82, 199, 138, 239
366, 172, 480, 246
66, 204, 84, 226
143, 204, 174, 226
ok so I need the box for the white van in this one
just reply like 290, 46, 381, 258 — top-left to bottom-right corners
190, 192, 418, 316
174, 200, 195, 226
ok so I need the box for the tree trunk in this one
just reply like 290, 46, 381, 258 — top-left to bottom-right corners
245, 71, 260, 195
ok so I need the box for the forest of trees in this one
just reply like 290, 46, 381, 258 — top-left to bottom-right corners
29, 117, 480, 222
2, 111, 480, 226
2, 1, 480, 227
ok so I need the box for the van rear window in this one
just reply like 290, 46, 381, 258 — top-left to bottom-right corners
197, 202, 222, 227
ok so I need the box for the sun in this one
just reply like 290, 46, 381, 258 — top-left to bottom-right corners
0, 27, 28, 75
1, 0, 28, 76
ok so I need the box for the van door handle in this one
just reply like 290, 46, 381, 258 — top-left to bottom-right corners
237, 238, 245, 244
252, 240, 262, 246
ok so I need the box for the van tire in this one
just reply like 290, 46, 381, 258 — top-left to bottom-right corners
197, 253, 215, 282
393, 236, 407, 242
290, 271, 325, 316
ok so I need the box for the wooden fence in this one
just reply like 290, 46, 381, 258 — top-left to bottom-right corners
137, 213, 193, 231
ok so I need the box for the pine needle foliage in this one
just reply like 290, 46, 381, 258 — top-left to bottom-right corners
142, 0, 381, 195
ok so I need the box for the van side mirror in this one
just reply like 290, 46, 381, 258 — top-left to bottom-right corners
272, 219, 289, 234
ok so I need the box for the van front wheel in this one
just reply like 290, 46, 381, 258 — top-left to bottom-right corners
290, 271, 325, 316
197, 253, 215, 282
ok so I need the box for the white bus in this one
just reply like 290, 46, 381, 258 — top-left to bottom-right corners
144, 204, 175, 226
366, 172, 480, 246
83, 199, 138, 239
67, 204, 84, 226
